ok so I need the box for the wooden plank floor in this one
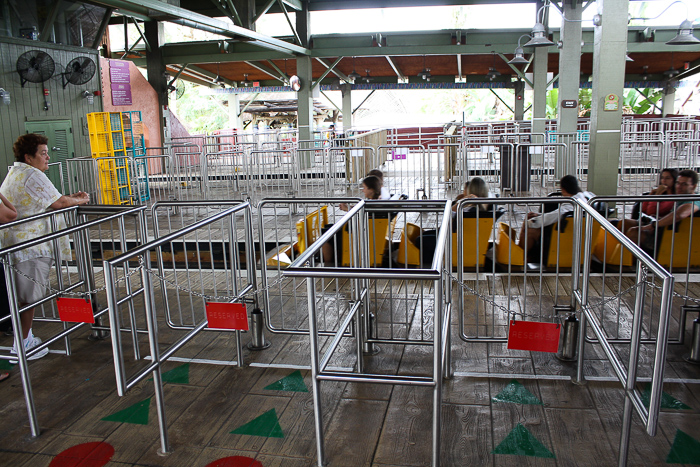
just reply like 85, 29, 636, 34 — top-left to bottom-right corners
2, 272, 700, 467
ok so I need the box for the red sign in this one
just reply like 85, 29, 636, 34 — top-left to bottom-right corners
507, 320, 560, 353
57, 298, 95, 324
206, 302, 249, 330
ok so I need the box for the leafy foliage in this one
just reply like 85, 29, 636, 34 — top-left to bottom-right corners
170, 81, 230, 134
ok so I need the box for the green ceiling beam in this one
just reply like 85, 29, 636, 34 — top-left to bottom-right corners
94, 0, 308, 55
281, 0, 302, 10
126, 26, 698, 79
245, 60, 289, 83
98, 0, 152, 21
306, 0, 536, 10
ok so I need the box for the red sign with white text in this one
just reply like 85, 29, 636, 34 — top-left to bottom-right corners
57, 298, 95, 324
507, 320, 560, 353
206, 302, 249, 330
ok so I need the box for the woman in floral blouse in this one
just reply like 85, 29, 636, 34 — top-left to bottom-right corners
1, 134, 89, 361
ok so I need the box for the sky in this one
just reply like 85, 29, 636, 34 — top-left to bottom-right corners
255, 1, 700, 35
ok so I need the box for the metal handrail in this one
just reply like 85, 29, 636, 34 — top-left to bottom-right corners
575, 198, 673, 465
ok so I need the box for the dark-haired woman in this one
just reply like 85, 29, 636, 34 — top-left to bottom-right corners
324, 175, 382, 262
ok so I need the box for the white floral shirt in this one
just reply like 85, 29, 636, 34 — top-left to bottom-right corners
0, 162, 70, 264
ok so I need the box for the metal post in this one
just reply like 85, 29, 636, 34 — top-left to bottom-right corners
686, 317, 700, 364
247, 308, 270, 350
141, 252, 171, 455
306, 278, 325, 467
5, 259, 40, 437
618, 266, 647, 467
557, 313, 579, 361
433, 262, 442, 467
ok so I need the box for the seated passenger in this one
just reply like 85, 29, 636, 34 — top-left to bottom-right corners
420, 177, 495, 263
324, 175, 382, 261
618, 168, 678, 234
368, 169, 391, 200
518, 175, 594, 254
452, 177, 491, 217
626, 169, 700, 248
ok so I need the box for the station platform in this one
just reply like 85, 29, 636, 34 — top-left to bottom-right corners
1, 282, 699, 467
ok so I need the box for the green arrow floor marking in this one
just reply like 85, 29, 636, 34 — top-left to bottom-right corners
641, 384, 691, 411
492, 379, 543, 405
0, 360, 14, 370
666, 429, 700, 465
264, 370, 308, 392
230, 408, 284, 438
147, 363, 190, 384
161, 363, 190, 384
101, 397, 151, 425
493, 423, 555, 458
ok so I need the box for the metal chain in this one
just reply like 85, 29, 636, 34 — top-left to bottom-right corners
446, 270, 562, 321
0, 257, 142, 299
447, 268, 653, 322
645, 279, 700, 306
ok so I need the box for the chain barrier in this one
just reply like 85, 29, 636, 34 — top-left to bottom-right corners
0, 257, 142, 299
447, 267, 653, 323
646, 280, 700, 308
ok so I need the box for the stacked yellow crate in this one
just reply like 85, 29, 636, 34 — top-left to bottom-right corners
86, 112, 133, 205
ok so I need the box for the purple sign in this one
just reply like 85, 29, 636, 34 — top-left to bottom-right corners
111, 83, 132, 106
109, 61, 130, 83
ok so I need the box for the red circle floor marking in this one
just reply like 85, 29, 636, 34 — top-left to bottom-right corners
49, 442, 114, 467
204, 456, 264, 467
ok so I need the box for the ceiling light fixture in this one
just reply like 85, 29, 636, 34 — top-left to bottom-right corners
667, 19, 700, 45
363, 69, 372, 83
348, 57, 362, 82
418, 55, 432, 81
629, 1, 700, 46
523, 6, 555, 48
508, 35, 532, 65
213, 63, 224, 85
487, 53, 501, 80
241, 74, 250, 87
664, 52, 680, 78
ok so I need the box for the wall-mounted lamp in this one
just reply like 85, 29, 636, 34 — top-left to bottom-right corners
508, 35, 533, 65
81, 90, 94, 105
523, 6, 555, 48
0, 88, 9, 105
667, 19, 700, 45
629, 1, 700, 45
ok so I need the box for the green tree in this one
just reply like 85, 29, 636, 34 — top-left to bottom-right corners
546, 89, 558, 119
171, 81, 230, 134
623, 88, 663, 114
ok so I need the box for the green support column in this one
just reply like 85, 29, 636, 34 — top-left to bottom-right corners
531, 0, 549, 141
514, 80, 525, 121
532, 47, 548, 139
296, 1, 313, 144
232, 0, 256, 29
588, 0, 629, 196
556, 1, 583, 177
341, 83, 352, 132
296, 56, 314, 143
145, 21, 167, 144
230, 92, 242, 129
663, 82, 676, 116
